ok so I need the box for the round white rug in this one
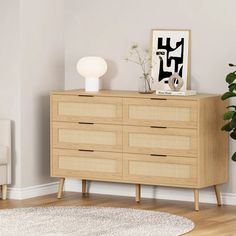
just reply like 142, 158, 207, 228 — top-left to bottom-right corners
0, 206, 194, 236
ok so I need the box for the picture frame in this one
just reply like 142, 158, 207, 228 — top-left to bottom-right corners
151, 29, 191, 91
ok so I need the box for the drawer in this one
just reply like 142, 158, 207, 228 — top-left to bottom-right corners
52, 149, 122, 180
51, 95, 123, 124
123, 153, 197, 186
123, 98, 198, 128
123, 126, 197, 157
52, 122, 122, 152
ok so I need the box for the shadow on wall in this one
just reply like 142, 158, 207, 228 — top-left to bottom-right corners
101, 59, 118, 90
10, 120, 16, 187
38, 94, 52, 182
191, 75, 199, 91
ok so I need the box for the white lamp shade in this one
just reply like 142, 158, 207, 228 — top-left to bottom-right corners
76, 57, 107, 92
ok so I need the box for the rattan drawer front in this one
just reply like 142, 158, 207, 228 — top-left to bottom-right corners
123, 153, 197, 187
52, 149, 122, 180
51, 95, 123, 124
123, 98, 198, 128
52, 122, 122, 152
123, 126, 197, 157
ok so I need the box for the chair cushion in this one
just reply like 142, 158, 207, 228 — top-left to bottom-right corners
0, 146, 8, 165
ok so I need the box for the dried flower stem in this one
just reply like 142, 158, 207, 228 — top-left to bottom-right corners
125, 43, 153, 91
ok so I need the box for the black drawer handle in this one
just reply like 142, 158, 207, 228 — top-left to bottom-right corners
150, 126, 167, 129
78, 122, 94, 125
78, 149, 94, 152
150, 98, 167, 100
78, 95, 94, 97
150, 154, 167, 157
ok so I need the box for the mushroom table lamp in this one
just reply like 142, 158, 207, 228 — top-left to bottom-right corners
76, 57, 108, 92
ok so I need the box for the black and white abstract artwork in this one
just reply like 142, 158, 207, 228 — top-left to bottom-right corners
151, 30, 190, 91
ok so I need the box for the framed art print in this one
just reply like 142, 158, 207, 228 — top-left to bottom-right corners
151, 29, 190, 91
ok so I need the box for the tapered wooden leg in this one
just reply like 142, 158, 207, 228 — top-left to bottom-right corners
57, 178, 65, 199
214, 185, 222, 206
82, 179, 87, 195
135, 184, 141, 203
194, 189, 199, 211
2, 185, 7, 200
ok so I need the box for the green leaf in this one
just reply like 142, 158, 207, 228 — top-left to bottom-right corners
232, 152, 236, 161
226, 72, 236, 84
230, 116, 236, 129
229, 83, 236, 92
230, 130, 236, 139
221, 91, 236, 100
227, 105, 236, 109
224, 111, 235, 120
222, 122, 233, 131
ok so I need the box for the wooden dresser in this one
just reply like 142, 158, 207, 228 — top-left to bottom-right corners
50, 90, 228, 210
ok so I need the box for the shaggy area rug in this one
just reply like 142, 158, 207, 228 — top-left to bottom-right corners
0, 206, 194, 236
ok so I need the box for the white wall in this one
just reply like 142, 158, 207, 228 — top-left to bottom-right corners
65, 0, 236, 199
20, 0, 64, 187
0, 0, 21, 187
0, 0, 64, 188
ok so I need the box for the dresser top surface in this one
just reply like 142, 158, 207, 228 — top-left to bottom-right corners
51, 89, 221, 100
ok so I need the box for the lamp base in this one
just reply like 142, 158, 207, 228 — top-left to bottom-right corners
85, 77, 99, 92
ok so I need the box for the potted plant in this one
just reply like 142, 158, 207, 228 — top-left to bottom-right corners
221, 63, 236, 160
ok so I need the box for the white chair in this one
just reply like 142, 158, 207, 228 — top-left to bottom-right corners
0, 120, 11, 200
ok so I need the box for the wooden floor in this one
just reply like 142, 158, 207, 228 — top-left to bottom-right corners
1, 192, 236, 235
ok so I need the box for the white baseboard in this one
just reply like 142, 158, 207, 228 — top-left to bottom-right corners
3, 180, 236, 206
64, 179, 236, 206
5, 182, 59, 200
